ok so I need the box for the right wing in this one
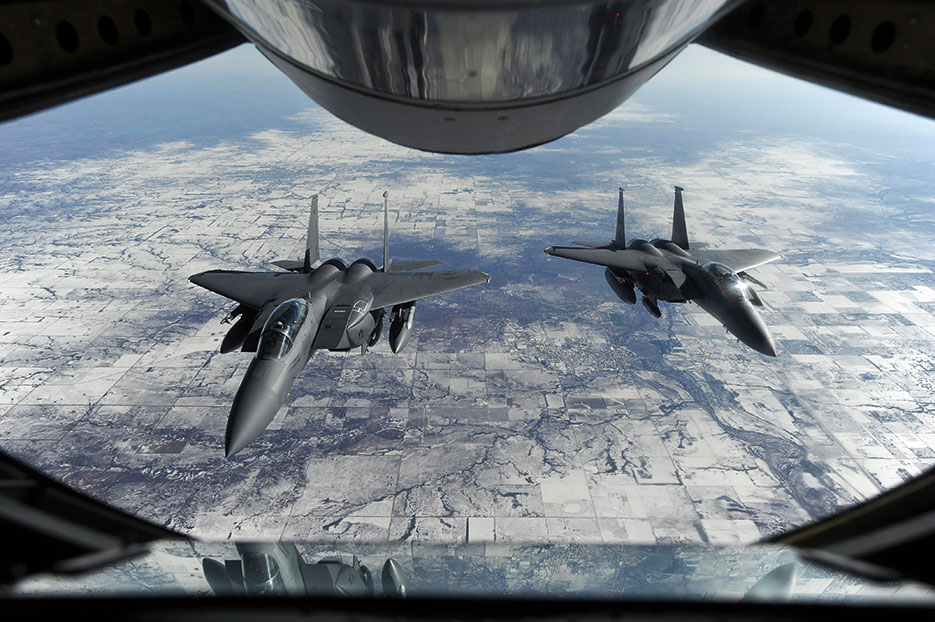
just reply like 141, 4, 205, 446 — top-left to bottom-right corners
368, 270, 489, 309
544, 246, 652, 271
690, 248, 781, 273
189, 270, 312, 310
390, 260, 442, 272
570, 240, 610, 249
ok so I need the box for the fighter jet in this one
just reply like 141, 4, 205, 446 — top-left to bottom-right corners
545, 187, 781, 356
203, 542, 407, 597
190, 193, 489, 457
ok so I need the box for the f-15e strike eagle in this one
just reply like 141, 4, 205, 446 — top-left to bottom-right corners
203, 542, 406, 597
190, 193, 489, 457
545, 187, 781, 356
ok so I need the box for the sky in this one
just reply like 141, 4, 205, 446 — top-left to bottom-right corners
3, 41, 934, 168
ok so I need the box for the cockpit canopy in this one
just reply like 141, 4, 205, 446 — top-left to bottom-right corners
703, 262, 749, 298
703, 262, 736, 280
258, 299, 309, 360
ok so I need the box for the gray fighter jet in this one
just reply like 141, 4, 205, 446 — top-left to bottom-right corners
203, 542, 407, 597
545, 187, 781, 356
190, 193, 489, 457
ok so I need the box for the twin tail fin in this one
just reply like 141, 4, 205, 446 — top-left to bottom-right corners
671, 186, 689, 250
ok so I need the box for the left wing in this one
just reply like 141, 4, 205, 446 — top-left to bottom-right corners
271, 260, 304, 271
189, 271, 311, 309
690, 249, 781, 273
368, 270, 489, 309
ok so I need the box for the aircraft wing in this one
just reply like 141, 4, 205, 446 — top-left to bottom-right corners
390, 260, 442, 272
544, 246, 651, 272
690, 249, 781, 272
189, 271, 311, 310
271, 260, 304, 271
570, 240, 611, 249
368, 270, 489, 309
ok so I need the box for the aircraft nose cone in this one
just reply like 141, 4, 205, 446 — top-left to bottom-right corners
225, 381, 282, 458
751, 332, 778, 357
765, 338, 778, 357
736, 310, 778, 357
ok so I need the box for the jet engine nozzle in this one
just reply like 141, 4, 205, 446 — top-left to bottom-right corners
604, 268, 636, 304
642, 295, 662, 318
389, 302, 416, 353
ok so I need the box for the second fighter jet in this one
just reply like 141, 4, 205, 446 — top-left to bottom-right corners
545, 186, 781, 356
191, 193, 489, 457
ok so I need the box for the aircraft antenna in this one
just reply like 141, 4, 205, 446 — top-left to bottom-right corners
382, 191, 390, 272
671, 185, 689, 250
614, 187, 626, 248
306, 194, 320, 271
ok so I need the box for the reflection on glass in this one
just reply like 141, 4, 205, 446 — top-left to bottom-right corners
10, 541, 935, 603
257, 298, 309, 360
224, 0, 729, 102
703, 261, 735, 280
242, 553, 286, 595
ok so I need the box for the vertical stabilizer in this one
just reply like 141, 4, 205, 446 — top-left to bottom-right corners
306, 194, 320, 268
671, 185, 689, 250
382, 191, 391, 272
614, 187, 626, 248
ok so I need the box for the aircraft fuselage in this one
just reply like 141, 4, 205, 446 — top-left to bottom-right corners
192, 192, 488, 456
604, 242, 776, 357
225, 258, 389, 456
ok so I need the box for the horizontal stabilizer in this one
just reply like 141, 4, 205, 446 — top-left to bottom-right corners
369, 270, 490, 309
271, 260, 305, 272
571, 240, 610, 249
691, 248, 781, 273
391, 260, 442, 272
